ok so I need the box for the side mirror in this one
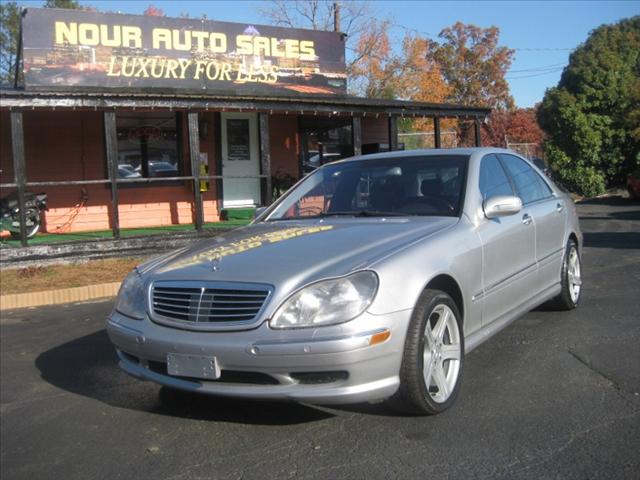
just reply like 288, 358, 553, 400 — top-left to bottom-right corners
483, 195, 522, 219
254, 206, 268, 220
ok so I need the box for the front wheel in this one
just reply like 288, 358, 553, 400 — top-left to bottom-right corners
389, 289, 464, 415
548, 239, 582, 310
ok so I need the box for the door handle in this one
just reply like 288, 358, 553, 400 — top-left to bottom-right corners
556, 203, 564, 213
522, 213, 533, 225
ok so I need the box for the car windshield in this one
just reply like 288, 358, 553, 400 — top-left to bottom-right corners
267, 154, 469, 220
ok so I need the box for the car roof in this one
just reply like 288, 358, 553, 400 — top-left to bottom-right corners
345, 147, 516, 162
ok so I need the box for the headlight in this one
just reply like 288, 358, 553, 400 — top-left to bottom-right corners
270, 271, 378, 329
114, 268, 146, 320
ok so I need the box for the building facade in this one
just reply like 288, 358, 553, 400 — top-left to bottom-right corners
0, 8, 489, 245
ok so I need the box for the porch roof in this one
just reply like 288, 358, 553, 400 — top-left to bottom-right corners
0, 88, 491, 118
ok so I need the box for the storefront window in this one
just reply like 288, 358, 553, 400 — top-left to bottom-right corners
300, 116, 353, 174
116, 112, 182, 179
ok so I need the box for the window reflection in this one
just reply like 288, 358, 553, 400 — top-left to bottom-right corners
116, 112, 182, 179
300, 116, 353, 174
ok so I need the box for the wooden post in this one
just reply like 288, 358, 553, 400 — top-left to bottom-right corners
188, 111, 203, 232
333, 2, 340, 32
388, 116, 398, 151
103, 111, 120, 239
434, 117, 442, 149
10, 111, 27, 247
213, 112, 223, 216
474, 118, 482, 147
259, 113, 272, 205
352, 116, 362, 156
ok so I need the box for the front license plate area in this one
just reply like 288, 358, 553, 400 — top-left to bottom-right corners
166, 353, 221, 380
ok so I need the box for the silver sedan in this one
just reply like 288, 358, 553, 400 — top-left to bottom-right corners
106, 148, 583, 415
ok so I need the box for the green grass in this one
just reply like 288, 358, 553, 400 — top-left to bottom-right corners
0, 220, 251, 249
221, 207, 257, 221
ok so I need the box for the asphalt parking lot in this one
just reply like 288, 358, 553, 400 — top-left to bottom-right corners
1, 197, 639, 480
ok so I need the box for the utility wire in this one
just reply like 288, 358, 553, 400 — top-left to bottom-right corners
347, 45, 566, 80
508, 63, 566, 73
361, 13, 574, 52
506, 68, 564, 79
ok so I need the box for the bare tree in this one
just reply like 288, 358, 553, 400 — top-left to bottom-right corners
259, 0, 391, 94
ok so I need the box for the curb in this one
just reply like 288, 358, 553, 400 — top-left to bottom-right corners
0, 282, 121, 311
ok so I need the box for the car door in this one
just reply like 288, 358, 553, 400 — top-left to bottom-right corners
477, 154, 537, 326
499, 154, 566, 293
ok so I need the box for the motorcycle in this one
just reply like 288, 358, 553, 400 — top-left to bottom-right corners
0, 191, 48, 240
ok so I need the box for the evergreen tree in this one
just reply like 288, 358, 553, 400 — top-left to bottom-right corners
538, 16, 640, 196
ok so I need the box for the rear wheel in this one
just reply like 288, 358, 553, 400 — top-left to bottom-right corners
548, 239, 582, 310
389, 289, 464, 415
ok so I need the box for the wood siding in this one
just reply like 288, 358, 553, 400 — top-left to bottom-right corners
0, 110, 220, 234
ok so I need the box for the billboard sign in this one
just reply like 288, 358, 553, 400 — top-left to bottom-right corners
21, 8, 347, 96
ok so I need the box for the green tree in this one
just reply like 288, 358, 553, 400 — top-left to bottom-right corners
43, 0, 81, 6
538, 16, 640, 196
0, 1, 20, 84
43, 0, 82, 8
0, 0, 86, 85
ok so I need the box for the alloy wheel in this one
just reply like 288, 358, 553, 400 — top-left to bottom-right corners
567, 246, 582, 304
423, 304, 462, 403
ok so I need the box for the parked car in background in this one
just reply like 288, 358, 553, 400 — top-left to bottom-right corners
627, 168, 640, 200
107, 148, 583, 415
146, 161, 179, 177
118, 164, 142, 178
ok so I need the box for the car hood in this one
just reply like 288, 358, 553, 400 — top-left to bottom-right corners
146, 217, 457, 291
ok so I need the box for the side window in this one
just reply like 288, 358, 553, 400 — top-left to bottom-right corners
499, 154, 553, 204
479, 154, 514, 201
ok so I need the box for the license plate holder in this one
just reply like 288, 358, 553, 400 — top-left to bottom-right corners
166, 353, 220, 380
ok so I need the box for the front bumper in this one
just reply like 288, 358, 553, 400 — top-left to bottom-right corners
106, 309, 412, 405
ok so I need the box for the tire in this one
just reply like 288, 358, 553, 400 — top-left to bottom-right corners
389, 289, 464, 415
9, 208, 41, 240
548, 239, 582, 310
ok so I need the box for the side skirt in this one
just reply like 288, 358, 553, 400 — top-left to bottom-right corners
464, 283, 561, 354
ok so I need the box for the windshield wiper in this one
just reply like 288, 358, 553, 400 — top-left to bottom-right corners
324, 210, 411, 217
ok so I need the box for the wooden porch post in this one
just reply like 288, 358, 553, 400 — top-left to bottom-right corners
474, 118, 482, 147
259, 113, 272, 205
352, 116, 362, 156
103, 111, 121, 239
388, 116, 398, 151
10, 111, 27, 247
434, 117, 442, 149
188, 111, 204, 232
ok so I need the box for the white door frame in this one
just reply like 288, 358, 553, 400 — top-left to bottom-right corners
221, 112, 261, 208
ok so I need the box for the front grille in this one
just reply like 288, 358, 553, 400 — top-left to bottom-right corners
151, 283, 270, 325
